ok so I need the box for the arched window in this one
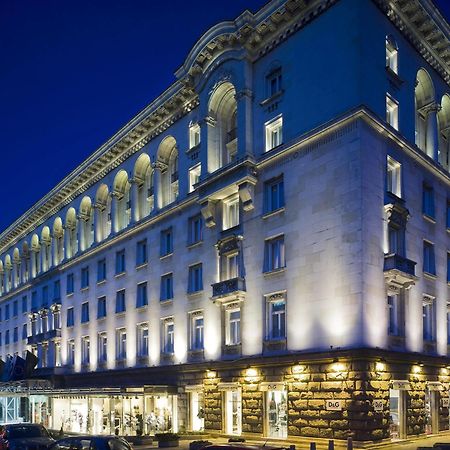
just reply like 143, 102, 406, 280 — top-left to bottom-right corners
53, 218, 64, 265
31, 234, 41, 277
113, 170, 131, 232
157, 137, 179, 207
386, 35, 398, 74
41, 226, 52, 272
134, 153, 153, 220
208, 82, 238, 172
65, 208, 78, 259
79, 196, 94, 251
95, 184, 111, 242
415, 69, 436, 158
438, 95, 450, 171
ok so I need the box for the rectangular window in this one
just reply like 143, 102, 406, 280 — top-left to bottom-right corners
188, 164, 201, 193
189, 123, 201, 149
67, 340, 75, 365
423, 296, 436, 342
53, 280, 61, 301
264, 176, 284, 213
115, 250, 126, 274
81, 302, 90, 323
136, 239, 148, 266
97, 258, 107, 282
388, 223, 404, 256
21, 296, 27, 314
226, 308, 241, 346
13, 327, 18, 343
423, 241, 436, 275
447, 201, 450, 229
97, 296, 107, 319
116, 328, 127, 360
5, 304, 10, 321
136, 282, 148, 308
160, 274, 174, 301
5, 330, 9, 346
190, 312, 204, 351
225, 253, 239, 280
98, 332, 108, 363
188, 214, 203, 245
448, 253, 450, 284
115, 290, 126, 314
447, 303, 450, 345
67, 307, 74, 327
160, 227, 173, 256
22, 324, 27, 341
265, 116, 283, 152
223, 195, 239, 230
66, 273, 74, 295
188, 264, 203, 293
266, 295, 286, 340
42, 286, 48, 307
387, 156, 402, 198
267, 68, 282, 98
264, 235, 286, 272
31, 291, 38, 310
386, 94, 399, 130
423, 183, 435, 219
13, 301, 18, 318
81, 266, 89, 289
387, 293, 403, 336
137, 323, 149, 357
386, 36, 398, 74
163, 319, 174, 354
81, 336, 90, 365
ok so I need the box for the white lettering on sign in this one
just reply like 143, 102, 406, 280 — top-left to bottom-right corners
373, 400, 384, 412
442, 398, 449, 408
325, 400, 343, 411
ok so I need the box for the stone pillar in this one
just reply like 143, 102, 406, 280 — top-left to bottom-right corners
110, 191, 118, 233
93, 203, 104, 243
130, 178, 141, 223
152, 161, 167, 210
203, 115, 217, 173
63, 225, 71, 260
235, 86, 254, 160
426, 104, 440, 161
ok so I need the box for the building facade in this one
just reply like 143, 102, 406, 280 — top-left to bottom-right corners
0, 0, 450, 443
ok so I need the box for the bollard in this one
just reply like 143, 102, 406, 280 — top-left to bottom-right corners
347, 437, 353, 450
328, 440, 334, 450
310, 442, 316, 450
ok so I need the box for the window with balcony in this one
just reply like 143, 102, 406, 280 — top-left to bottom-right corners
67, 340, 75, 365
116, 328, 127, 360
97, 296, 107, 319
224, 253, 239, 281
160, 274, 173, 301
189, 123, 201, 149
265, 293, 286, 340
188, 264, 203, 294
66, 273, 74, 295
266, 67, 282, 98
78, 302, 89, 324
81, 336, 90, 365
423, 241, 436, 276
222, 194, 239, 230
188, 214, 202, 245
81, 266, 89, 289
189, 164, 201, 193
387, 156, 402, 198
423, 296, 436, 342
264, 176, 284, 213
388, 292, 404, 336
423, 183, 435, 219
265, 116, 283, 152
162, 319, 174, 354
136, 239, 148, 266
66, 307, 74, 327
115, 249, 126, 274
190, 312, 204, 351
160, 227, 173, 257
97, 258, 107, 282
264, 235, 285, 273
225, 307, 241, 346
98, 332, 107, 363
116, 290, 126, 314
386, 35, 398, 74
136, 282, 148, 308
137, 323, 149, 357
386, 94, 399, 130
388, 223, 405, 256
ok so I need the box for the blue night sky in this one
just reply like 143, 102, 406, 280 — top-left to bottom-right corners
0, 0, 449, 233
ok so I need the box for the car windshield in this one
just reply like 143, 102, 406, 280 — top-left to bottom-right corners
108, 439, 131, 450
7, 426, 48, 439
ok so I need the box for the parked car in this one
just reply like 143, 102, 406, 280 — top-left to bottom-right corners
0, 423, 55, 450
50, 436, 132, 450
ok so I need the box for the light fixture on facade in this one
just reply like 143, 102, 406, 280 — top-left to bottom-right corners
292, 364, 307, 375
331, 359, 346, 378
375, 361, 386, 372
412, 364, 422, 374
206, 370, 216, 379
245, 367, 259, 382
441, 367, 449, 376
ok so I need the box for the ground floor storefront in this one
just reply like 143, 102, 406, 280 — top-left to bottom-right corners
1, 349, 450, 442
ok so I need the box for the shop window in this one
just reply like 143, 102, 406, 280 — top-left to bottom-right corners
81, 302, 90, 323
136, 239, 148, 266
160, 274, 173, 301
386, 94, 399, 130
66, 273, 74, 295
115, 249, 126, 274
81, 336, 90, 365
97, 296, 107, 319
115, 290, 126, 314
116, 328, 127, 360
224, 390, 242, 435
188, 264, 203, 294
188, 215, 202, 245
136, 282, 148, 308
189, 312, 204, 351
189, 164, 201, 193
163, 319, 175, 354
423, 241, 436, 275
387, 156, 402, 198
97, 258, 107, 282
423, 295, 436, 342
264, 235, 285, 272
81, 266, 89, 289
66, 307, 74, 327
266, 389, 288, 438
98, 332, 107, 363
264, 176, 284, 213
189, 123, 201, 149
265, 293, 286, 340
265, 116, 283, 152
222, 195, 239, 230
386, 35, 398, 74
137, 323, 149, 357
160, 227, 173, 257
225, 307, 241, 346
423, 183, 435, 219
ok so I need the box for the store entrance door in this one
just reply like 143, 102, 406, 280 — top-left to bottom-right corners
389, 388, 407, 440
266, 389, 287, 438
425, 388, 439, 434
189, 391, 204, 431
224, 390, 241, 435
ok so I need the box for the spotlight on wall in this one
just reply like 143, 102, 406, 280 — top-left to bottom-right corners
375, 361, 386, 373
292, 364, 307, 375
441, 367, 449, 376
412, 364, 422, 374
206, 370, 217, 379
245, 367, 259, 382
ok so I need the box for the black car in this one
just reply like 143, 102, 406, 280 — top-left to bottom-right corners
50, 436, 132, 450
0, 423, 55, 450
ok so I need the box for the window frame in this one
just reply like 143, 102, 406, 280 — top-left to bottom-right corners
265, 115, 283, 152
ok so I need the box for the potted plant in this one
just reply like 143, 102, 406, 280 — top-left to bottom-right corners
154, 432, 180, 448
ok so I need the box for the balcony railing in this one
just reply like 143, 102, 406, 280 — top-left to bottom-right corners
212, 277, 246, 299
27, 328, 61, 345
383, 253, 416, 277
